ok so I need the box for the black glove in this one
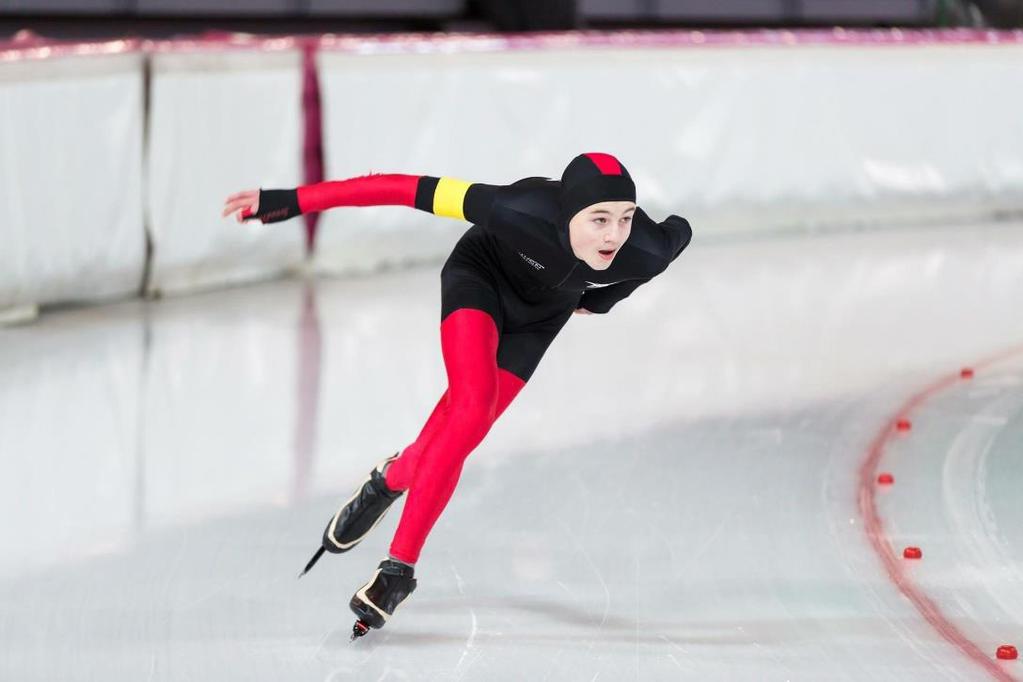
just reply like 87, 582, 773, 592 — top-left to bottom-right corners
244, 188, 301, 224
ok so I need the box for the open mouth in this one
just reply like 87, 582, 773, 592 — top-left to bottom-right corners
598, 248, 616, 261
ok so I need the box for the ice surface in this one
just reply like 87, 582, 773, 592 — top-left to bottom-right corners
1, 221, 1022, 681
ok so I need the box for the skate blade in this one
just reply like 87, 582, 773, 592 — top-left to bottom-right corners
298, 546, 326, 579
351, 620, 370, 641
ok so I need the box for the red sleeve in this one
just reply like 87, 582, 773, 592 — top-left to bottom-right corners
296, 174, 420, 214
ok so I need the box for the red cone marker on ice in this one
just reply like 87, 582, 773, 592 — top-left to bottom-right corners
903, 546, 922, 559
996, 645, 1018, 660
896, 419, 912, 432
960, 368, 974, 379
877, 473, 894, 485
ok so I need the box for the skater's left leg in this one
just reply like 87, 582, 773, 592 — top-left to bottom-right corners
349, 311, 572, 635
381, 390, 448, 491
384, 368, 524, 492
387, 314, 570, 565
385, 265, 507, 493
387, 307, 506, 565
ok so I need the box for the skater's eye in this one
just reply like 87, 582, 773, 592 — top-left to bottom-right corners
593, 217, 607, 224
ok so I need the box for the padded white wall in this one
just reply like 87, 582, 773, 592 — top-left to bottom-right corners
314, 37, 1023, 273
0, 50, 146, 316
145, 46, 306, 296
4, 32, 1023, 310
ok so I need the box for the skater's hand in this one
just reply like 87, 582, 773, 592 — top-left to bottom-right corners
222, 189, 260, 223
574, 308, 593, 315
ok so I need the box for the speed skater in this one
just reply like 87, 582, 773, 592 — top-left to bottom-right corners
221, 152, 692, 639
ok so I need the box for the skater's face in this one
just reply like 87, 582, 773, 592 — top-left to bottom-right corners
568, 201, 635, 270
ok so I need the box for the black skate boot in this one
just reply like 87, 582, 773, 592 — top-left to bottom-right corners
299, 453, 404, 577
349, 558, 417, 639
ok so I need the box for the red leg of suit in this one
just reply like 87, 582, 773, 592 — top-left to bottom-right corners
385, 308, 525, 564
384, 389, 450, 492
385, 378, 522, 492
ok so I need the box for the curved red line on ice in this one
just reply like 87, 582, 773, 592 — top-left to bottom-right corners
858, 344, 1023, 682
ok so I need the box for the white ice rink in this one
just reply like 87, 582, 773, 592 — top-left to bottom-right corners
2, 220, 1023, 681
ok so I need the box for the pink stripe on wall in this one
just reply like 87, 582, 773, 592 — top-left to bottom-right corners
4, 27, 1023, 63
0, 33, 143, 62
315, 27, 1023, 54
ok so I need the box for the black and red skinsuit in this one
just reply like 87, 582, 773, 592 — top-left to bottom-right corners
249, 153, 692, 564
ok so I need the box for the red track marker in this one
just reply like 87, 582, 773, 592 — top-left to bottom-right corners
903, 546, 923, 559
877, 472, 895, 485
859, 344, 1023, 682
960, 367, 974, 379
996, 645, 1018, 660
896, 419, 912, 432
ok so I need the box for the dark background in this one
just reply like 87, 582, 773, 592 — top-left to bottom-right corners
1, 0, 1021, 42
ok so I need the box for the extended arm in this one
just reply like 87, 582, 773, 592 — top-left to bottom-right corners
224, 174, 497, 225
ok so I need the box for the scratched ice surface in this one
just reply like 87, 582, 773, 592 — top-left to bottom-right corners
2, 221, 1023, 681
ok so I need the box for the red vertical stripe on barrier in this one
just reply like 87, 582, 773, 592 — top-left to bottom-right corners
295, 42, 324, 502
301, 39, 324, 256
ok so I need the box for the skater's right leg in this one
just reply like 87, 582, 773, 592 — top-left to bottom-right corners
349, 557, 417, 637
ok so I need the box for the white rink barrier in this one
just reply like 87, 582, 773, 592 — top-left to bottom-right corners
4, 30, 1023, 311
145, 39, 306, 296
314, 30, 1023, 274
0, 43, 146, 317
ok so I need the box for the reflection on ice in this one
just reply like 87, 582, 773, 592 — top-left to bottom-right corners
1, 221, 1023, 680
